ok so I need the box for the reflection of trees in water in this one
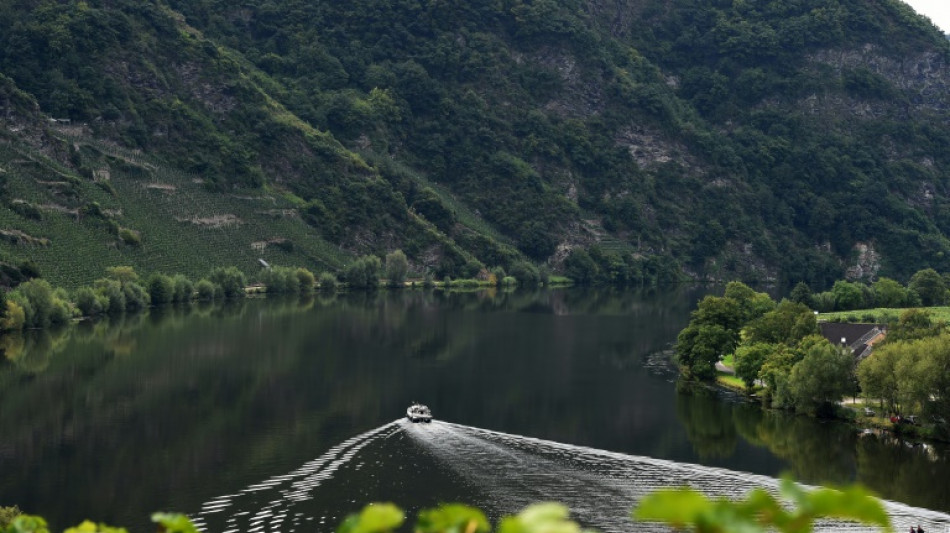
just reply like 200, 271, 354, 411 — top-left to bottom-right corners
856, 434, 950, 513
1, 327, 71, 373
731, 405, 856, 485
676, 381, 859, 484
675, 382, 738, 459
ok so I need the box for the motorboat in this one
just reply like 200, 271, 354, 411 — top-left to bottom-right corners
406, 403, 433, 423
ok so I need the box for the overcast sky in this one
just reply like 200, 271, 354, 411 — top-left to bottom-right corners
902, 0, 950, 33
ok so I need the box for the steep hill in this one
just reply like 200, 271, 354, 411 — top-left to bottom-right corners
1, 0, 949, 287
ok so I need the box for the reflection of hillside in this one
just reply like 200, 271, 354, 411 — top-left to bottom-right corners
9, 286, 948, 530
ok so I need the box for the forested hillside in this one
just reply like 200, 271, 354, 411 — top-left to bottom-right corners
0, 0, 948, 287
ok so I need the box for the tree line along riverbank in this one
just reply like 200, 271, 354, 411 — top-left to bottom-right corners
0, 249, 574, 335
676, 279, 950, 443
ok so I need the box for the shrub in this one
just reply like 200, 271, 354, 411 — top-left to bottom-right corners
344, 255, 382, 289
122, 282, 150, 311
172, 275, 194, 302
148, 274, 175, 305
74, 287, 103, 316
261, 266, 300, 294
118, 228, 142, 246
94, 279, 126, 314
501, 276, 517, 287
423, 271, 435, 288
1, 301, 25, 330
508, 261, 540, 286
14, 279, 56, 328
318, 272, 338, 292
208, 267, 246, 298
195, 279, 217, 301
386, 250, 409, 287
295, 268, 315, 293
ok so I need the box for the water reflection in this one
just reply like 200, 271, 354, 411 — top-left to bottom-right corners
2, 287, 949, 532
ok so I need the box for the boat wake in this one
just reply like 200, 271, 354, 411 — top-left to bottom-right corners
194, 419, 950, 532
191, 420, 402, 533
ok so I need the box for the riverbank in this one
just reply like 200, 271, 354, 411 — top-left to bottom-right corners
713, 361, 950, 444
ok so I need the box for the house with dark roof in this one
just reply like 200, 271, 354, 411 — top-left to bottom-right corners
818, 322, 887, 360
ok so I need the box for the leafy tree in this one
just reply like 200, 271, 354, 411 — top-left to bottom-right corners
508, 261, 540, 287
147, 274, 175, 305
676, 323, 733, 380
675, 295, 744, 380
318, 272, 338, 291
171, 275, 194, 302
105, 266, 139, 286
886, 308, 942, 342
757, 343, 800, 406
195, 279, 217, 301
734, 342, 775, 390
788, 282, 814, 308
385, 250, 409, 287
295, 268, 315, 293
909, 268, 947, 306
261, 267, 301, 294
94, 279, 125, 314
831, 281, 866, 311
743, 301, 817, 346
345, 255, 383, 289
73, 287, 103, 317
785, 339, 854, 416
871, 277, 912, 308
563, 249, 598, 285
723, 281, 775, 321
208, 267, 246, 298
857, 343, 900, 413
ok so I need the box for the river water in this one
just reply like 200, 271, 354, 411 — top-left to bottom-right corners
1, 288, 949, 532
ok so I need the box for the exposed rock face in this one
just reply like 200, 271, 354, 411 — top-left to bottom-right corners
808, 45, 950, 113
846, 243, 881, 282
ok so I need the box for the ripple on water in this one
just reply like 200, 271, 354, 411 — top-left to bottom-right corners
194, 420, 950, 532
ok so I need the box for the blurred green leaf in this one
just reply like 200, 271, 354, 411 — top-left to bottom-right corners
415, 504, 490, 533
633, 476, 892, 533
63, 521, 127, 533
151, 513, 199, 533
5, 516, 49, 533
338, 503, 404, 533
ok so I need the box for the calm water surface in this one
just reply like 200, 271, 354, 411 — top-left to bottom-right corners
2, 288, 949, 532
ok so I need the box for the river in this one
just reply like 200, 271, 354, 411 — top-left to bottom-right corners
1, 288, 949, 532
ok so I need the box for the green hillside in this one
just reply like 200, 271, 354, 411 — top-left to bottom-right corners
1, 0, 949, 287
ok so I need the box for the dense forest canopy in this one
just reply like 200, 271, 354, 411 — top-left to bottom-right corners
0, 0, 949, 287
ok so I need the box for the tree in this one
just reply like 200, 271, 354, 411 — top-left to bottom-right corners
723, 281, 775, 321
318, 272, 338, 291
857, 342, 900, 413
295, 268, 315, 293
743, 300, 817, 345
147, 273, 174, 305
887, 308, 942, 342
345, 255, 382, 289
675, 323, 733, 380
105, 266, 139, 286
675, 295, 744, 380
563, 249, 598, 285
208, 267, 246, 298
785, 339, 854, 416
508, 261, 540, 286
788, 282, 814, 308
831, 281, 866, 310
385, 250, 409, 287
734, 342, 775, 390
871, 277, 911, 308
909, 268, 947, 306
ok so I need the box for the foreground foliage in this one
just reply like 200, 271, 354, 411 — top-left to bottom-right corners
0, 479, 892, 533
